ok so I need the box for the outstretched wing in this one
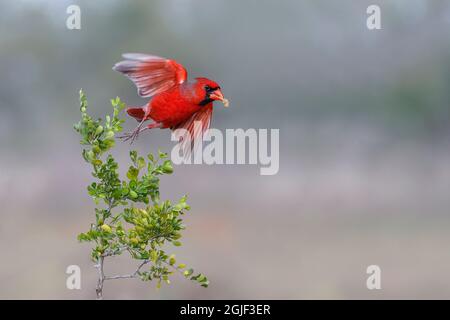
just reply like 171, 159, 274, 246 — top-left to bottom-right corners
113, 53, 187, 98
171, 105, 213, 157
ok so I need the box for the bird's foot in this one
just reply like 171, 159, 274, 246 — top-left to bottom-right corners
118, 119, 148, 144
118, 127, 145, 144
118, 122, 161, 144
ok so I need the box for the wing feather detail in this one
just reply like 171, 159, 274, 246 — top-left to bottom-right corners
171, 106, 213, 158
113, 53, 187, 98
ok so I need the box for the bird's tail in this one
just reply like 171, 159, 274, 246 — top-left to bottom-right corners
126, 106, 147, 122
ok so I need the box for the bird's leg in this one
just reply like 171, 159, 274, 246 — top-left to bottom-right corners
118, 119, 146, 143
119, 122, 162, 144
139, 122, 162, 132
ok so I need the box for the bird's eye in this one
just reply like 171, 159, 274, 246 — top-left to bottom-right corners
204, 85, 211, 91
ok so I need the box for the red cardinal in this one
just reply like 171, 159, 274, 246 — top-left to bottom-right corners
113, 53, 229, 147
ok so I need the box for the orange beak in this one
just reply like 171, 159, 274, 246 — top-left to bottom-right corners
210, 89, 229, 107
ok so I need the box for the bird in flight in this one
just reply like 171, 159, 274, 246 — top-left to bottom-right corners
113, 53, 229, 149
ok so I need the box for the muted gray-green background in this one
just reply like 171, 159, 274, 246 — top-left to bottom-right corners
1, 0, 450, 299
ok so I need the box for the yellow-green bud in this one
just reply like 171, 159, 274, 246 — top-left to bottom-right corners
100, 224, 112, 233
162, 162, 173, 174
129, 190, 138, 199
104, 131, 114, 139
87, 150, 95, 161
95, 125, 104, 135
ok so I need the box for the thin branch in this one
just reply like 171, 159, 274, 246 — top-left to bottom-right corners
95, 256, 105, 300
104, 274, 136, 280
94, 199, 114, 299
163, 261, 185, 277
104, 259, 150, 281
102, 245, 128, 257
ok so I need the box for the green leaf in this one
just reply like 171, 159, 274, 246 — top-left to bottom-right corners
137, 157, 146, 170
196, 274, 206, 282
172, 241, 182, 247
127, 166, 139, 180
130, 151, 137, 163
183, 269, 194, 277
95, 125, 104, 136
162, 160, 173, 174
201, 280, 209, 288
158, 150, 168, 159
104, 130, 114, 139
129, 190, 138, 199
100, 224, 112, 233
150, 250, 158, 263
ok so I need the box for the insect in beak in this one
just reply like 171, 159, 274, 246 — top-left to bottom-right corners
210, 89, 229, 107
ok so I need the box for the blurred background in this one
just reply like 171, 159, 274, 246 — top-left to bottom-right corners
1, 0, 450, 299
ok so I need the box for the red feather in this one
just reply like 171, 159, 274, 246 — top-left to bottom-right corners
126, 107, 146, 121
113, 53, 187, 98
113, 53, 228, 149
171, 105, 213, 155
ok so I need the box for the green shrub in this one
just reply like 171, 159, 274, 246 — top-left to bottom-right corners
74, 90, 208, 299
